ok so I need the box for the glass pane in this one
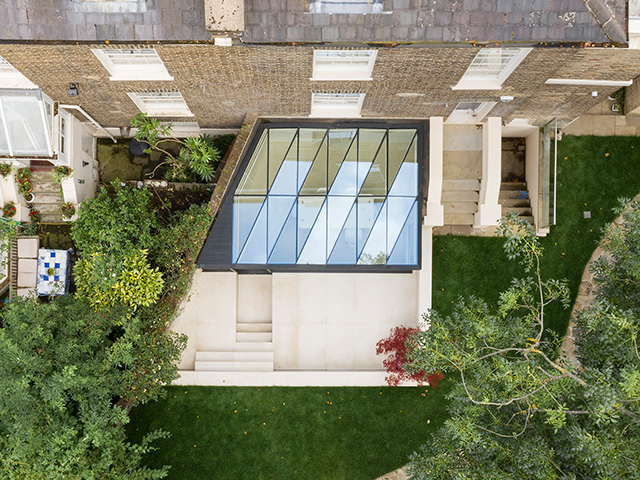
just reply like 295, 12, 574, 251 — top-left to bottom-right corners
1, 94, 49, 155
269, 204, 297, 264
386, 196, 416, 255
328, 202, 357, 265
297, 196, 324, 257
0, 112, 9, 154
270, 138, 298, 195
232, 196, 265, 262
358, 200, 387, 265
298, 201, 327, 265
237, 131, 268, 195
329, 138, 358, 196
388, 200, 418, 265
327, 129, 356, 190
388, 134, 418, 197
357, 196, 384, 257
268, 196, 296, 256
327, 196, 356, 255
237, 202, 268, 264
360, 134, 387, 196
268, 128, 297, 189
387, 129, 416, 190
298, 129, 327, 191
300, 134, 328, 195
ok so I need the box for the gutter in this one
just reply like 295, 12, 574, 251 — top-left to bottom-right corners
58, 104, 117, 143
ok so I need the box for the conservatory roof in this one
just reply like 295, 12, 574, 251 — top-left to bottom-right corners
0, 89, 52, 158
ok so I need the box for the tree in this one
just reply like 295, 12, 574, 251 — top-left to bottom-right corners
407, 212, 640, 479
130, 113, 221, 182
0, 295, 186, 479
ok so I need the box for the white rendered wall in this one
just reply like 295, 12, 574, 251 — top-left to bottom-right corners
475, 117, 502, 227
425, 117, 444, 226
172, 270, 239, 369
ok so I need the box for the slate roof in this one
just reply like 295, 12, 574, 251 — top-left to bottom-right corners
242, 0, 627, 45
0, 0, 210, 41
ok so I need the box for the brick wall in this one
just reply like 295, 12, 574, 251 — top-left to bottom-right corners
1, 44, 640, 128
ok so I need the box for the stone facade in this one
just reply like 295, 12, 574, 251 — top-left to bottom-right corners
1, 43, 640, 128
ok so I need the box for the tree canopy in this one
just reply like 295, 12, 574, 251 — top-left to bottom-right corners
0, 296, 185, 479
407, 211, 640, 479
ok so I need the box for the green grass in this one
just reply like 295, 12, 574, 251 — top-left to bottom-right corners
127, 384, 451, 480
128, 136, 640, 479
433, 135, 640, 336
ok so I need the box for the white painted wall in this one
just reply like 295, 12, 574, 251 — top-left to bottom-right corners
172, 270, 239, 369
62, 114, 98, 206
475, 117, 502, 227
424, 117, 444, 226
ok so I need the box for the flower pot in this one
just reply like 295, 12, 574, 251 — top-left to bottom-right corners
24, 192, 35, 203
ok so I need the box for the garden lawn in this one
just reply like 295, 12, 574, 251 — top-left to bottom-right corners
433, 135, 640, 337
129, 135, 640, 479
127, 384, 451, 480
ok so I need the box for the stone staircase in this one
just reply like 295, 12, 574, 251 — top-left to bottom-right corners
30, 170, 64, 223
442, 150, 482, 225
195, 275, 274, 373
499, 182, 534, 225
194, 320, 274, 372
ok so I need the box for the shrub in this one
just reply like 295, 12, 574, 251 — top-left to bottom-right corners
71, 182, 157, 256
376, 326, 444, 388
16, 167, 32, 195
74, 250, 164, 311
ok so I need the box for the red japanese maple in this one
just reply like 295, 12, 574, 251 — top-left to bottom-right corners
376, 326, 444, 388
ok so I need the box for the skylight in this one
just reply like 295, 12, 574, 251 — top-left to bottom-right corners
0, 89, 52, 157
231, 126, 420, 267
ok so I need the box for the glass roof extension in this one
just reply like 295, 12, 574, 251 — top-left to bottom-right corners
0, 89, 52, 157
232, 126, 420, 266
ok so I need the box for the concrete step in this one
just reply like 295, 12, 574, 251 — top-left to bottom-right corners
31, 171, 54, 181
31, 182, 60, 194
499, 189, 529, 200
236, 332, 273, 342
501, 182, 527, 190
194, 361, 274, 372
28, 192, 61, 203
503, 207, 532, 216
444, 202, 478, 214
33, 203, 61, 215
237, 322, 272, 333
195, 351, 274, 362
234, 342, 273, 352
39, 214, 63, 224
443, 179, 480, 191
500, 198, 531, 208
442, 190, 479, 203
444, 213, 475, 225
443, 151, 482, 179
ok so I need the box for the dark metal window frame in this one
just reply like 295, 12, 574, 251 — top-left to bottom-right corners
198, 118, 428, 273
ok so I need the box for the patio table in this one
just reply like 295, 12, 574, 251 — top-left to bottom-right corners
36, 249, 70, 296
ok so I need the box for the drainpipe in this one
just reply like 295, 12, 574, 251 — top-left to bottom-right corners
58, 104, 117, 143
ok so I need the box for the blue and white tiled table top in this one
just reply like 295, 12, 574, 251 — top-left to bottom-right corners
37, 249, 69, 296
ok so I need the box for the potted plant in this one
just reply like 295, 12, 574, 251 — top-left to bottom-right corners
29, 208, 40, 224
16, 167, 33, 196
0, 163, 12, 178
60, 202, 75, 219
47, 267, 55, 276
51, 166, 73, 184
2, 201, 16, 218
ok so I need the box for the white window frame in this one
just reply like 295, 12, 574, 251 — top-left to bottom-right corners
92, 48, 173, 81
127, 91, 193, 117
0, 56, 37, 89
445, 102, 497, 124
309, 93, 365, 118
453, 48, 532, 90
55, 110, 71, 165
311, 50, 377, 81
